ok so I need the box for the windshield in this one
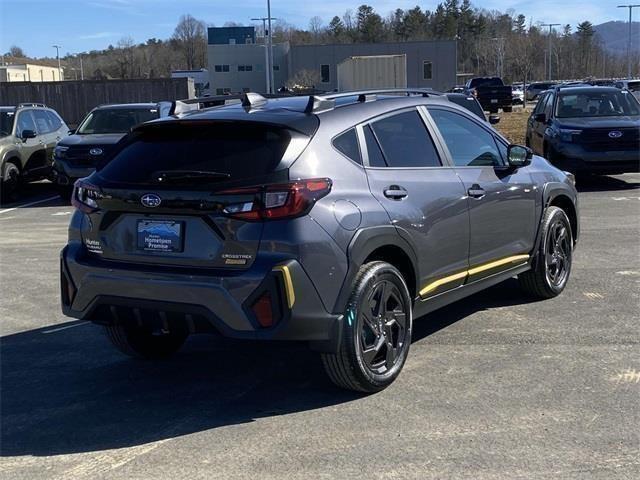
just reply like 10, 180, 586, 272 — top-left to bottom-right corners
76, 108, 159, 134
556, 90, 640, 118
0, 111, 16, 137
626, 81, 640, 92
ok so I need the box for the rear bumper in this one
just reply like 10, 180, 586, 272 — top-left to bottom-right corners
60, 245, 342, 352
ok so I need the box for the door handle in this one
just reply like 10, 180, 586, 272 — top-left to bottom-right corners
384, 185, 408, 200
467, 184, 485, 199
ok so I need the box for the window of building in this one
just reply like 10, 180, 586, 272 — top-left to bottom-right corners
370, 110, 441, 168
272, 65, 280, 71
216, 87, 232, 95
238, 65, 253, 72
229, 39, 236, 45
332, 128, 362, 164
423, 61, 433, 80
321, 64, 330, 83
214, 65, 230, 73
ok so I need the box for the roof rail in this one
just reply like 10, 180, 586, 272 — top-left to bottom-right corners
322, 88, 442, 100
18, 102, 47, 108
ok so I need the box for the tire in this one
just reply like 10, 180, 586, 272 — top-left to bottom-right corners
321, 261, 413, 393
519, 206, 573, 299
104, 323, 188, 359
1, 161, 20, 204
503, 106, 513, 113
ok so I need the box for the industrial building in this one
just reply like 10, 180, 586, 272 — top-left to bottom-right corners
207, 26, 457, 95
0, 63, 64, 82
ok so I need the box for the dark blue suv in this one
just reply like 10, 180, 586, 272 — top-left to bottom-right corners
526, 86, 640, 175
61, 90, 579, 392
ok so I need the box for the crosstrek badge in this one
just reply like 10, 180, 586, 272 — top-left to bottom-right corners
222, 254, 252, 265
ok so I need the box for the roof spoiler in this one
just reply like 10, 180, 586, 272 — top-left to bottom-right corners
170, 92, 270, 116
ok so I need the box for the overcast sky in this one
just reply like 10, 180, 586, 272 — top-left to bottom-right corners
0, 0, 628, 58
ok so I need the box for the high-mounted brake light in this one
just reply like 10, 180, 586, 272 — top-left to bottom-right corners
219, 178, 332, 221
72, 179, 104, 213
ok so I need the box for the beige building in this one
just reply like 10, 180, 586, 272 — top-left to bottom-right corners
0, 64, 64, 82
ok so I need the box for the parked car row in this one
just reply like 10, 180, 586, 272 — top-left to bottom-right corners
0, 101, 172, 202
2, 82, 639, 203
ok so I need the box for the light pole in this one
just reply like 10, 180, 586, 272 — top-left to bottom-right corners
252, 16, 277, 94
618, 5, 640, 78
267, 0, 274, 94
52, 45, 62, 81
541, 24, 560, 81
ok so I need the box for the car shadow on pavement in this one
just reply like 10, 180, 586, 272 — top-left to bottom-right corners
576, 175, 639, 193
1, 280, 538, 458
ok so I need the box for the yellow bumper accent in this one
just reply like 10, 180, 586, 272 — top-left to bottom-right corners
274, 265, 296, 309
419, 254, 530, 299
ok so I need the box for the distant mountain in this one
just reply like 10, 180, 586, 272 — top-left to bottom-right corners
594, 21, 640, 54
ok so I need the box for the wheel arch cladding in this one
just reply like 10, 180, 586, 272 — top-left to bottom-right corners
332, 226, 419, 314
548, 194, 578, 244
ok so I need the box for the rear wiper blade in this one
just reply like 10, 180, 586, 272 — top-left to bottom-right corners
152, 170, 231, 183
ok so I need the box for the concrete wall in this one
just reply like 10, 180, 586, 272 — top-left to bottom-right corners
289, 41, 457, 92
0, 64, 64, 82
0, 78, 194, 126
207, 43, 289, 94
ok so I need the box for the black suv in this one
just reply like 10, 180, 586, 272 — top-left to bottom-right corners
53, 102, 172, 197
61, 90, 579, 392
526, 86, 640, 175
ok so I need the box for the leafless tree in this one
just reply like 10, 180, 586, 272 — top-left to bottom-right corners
173, 14, 207, 70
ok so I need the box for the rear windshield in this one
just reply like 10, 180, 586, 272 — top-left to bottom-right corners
97, 123, 292, 185
470, 78, 503, 87
556, 90, 640, 118
77, 108, 159, 134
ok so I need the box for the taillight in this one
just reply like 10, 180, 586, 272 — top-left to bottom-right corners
219, 178, 332, 221
71, 179, 104, 213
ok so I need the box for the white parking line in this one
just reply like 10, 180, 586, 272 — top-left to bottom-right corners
42, 321, 90, 334
0, 195, 60, 215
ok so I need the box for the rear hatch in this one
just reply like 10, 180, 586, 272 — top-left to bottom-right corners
76, 121, 310, 270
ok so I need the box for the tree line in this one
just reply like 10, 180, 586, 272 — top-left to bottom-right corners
4, 3, 633, 86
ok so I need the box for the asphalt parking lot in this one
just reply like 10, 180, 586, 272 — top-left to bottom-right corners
1, 175, 639, 480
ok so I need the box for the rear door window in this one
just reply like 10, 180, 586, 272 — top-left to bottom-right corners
97, 123, 292, 185
369, 110, 441, 168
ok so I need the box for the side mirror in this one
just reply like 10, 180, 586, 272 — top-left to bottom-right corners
507, 144, 533, 168
488, 114, 501, 125
533, 113, 546, 123
21, 129, 37, 141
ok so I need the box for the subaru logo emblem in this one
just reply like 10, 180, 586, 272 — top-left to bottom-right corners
141, 193, 162, 208
89, 148, 103, 156
608, 131, 623, 139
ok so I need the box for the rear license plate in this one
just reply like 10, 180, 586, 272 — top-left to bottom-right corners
137, 220, 183, 253
491, 99, 498, 104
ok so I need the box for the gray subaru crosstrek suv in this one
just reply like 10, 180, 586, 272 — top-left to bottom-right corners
61, 90, 579, 392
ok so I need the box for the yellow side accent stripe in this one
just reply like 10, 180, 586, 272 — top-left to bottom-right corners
467, 254, 530, 277
419, 271, 468, 297
274, 265, 296, 309
419, 254, 530, 299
